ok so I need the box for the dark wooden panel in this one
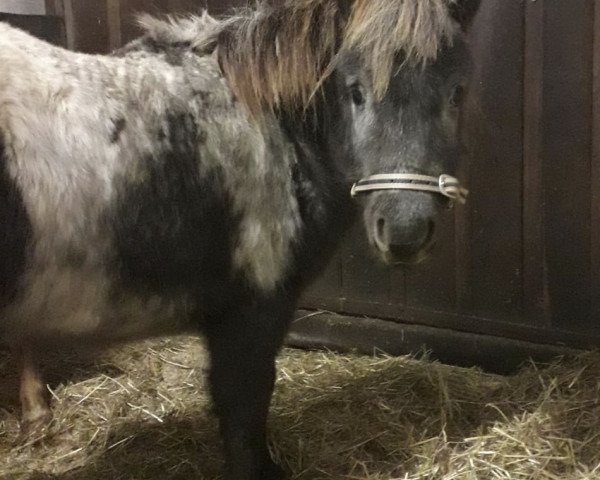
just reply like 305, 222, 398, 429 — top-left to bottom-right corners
302, 252, 343, 303
63, 0, 110, 53
118, 0, 148, 45
118, 0, 147, 45
44, 0, 64, 17
0, 13, 65, 46
0, 0, 46, 15
298, 296, 600, 351
107, 0, 122, 50
341, 223, 392, 308
166, 0, 205, 14
592, 0, 600, 321
458, 0, 524, 321
205, 0, 247, 15
522, 0, 550, 326
542, 1, 594, 329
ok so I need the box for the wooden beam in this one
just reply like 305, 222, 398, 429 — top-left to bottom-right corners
61, 0, 110, 53
107, 0, 122, 50
0, 0, 47, 15
62, 0, 75, 50
288, 311, 581, 375
523, 0, 550, 326
592, 0, 600, 320
44, 0, 64, 17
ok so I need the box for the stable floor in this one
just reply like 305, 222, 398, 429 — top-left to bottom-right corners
1, 337, 600, 479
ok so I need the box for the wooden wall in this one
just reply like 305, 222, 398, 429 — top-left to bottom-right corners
52, 0, 242, 53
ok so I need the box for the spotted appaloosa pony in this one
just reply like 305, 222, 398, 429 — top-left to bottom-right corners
0, 0, 481, 478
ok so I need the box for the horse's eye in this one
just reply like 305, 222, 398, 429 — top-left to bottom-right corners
450, 84, 465, 107
349, 83, 365, 107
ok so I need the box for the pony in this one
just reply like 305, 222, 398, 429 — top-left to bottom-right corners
0, 0, 481, 478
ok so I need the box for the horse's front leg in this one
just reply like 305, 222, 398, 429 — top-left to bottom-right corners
204, 296, 293, 480
15, 345, 52, 435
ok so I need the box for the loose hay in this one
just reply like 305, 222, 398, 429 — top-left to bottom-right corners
1, 338, 600, 479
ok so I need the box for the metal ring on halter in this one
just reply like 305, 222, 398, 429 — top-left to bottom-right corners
350, 173, 469, 204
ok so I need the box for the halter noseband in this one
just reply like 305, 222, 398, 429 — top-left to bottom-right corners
350, 173, 468, 204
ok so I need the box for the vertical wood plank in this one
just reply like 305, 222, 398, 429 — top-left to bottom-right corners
457, 0, 524, 321
341, 223, 391, 308
206, 0, 246, 14
523, 0, 550, 326
62, 0, 75, 50
303, 255, 343, 302
542, 1, 594, 329
591, 0, 600, 320
454, 98, 471, 312
63, 0, 110, 53
45, 0, 64, 17
0, 13, 65, 46
119, 0, 146, 46
107, 0, 122, 51
167, 0, 205, 13
0, 0, 46, 16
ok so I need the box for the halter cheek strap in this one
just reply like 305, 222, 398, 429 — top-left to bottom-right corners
350, 173, 469, 204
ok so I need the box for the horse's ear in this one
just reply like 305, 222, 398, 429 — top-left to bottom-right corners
449, 0, 482, 31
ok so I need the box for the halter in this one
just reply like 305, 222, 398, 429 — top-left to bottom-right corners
350, 173, 468, 204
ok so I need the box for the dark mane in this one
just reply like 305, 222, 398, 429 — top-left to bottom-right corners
135, 1, 460, 115
215, 0, 460, 114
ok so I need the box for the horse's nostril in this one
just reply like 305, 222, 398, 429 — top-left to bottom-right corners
372, 216, 436, 261
373, 217, 390, 253
385, 220, 435, 262
376, 218, 386, 242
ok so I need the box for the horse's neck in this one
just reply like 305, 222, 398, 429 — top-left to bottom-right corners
278, 122, 354, 288
287, 116, 356, 240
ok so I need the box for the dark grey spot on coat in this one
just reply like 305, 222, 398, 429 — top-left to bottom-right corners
0, 134, 32, 307
110, 117, 126, 144
111, 112, 238, 300
164, 42, 191, 66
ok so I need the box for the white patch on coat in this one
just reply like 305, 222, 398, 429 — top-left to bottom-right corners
2, 264, 195, 345
192, 90, 302, 292
0, 19, 301, 344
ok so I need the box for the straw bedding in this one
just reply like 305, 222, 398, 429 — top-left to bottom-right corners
1, 335, 600, 479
